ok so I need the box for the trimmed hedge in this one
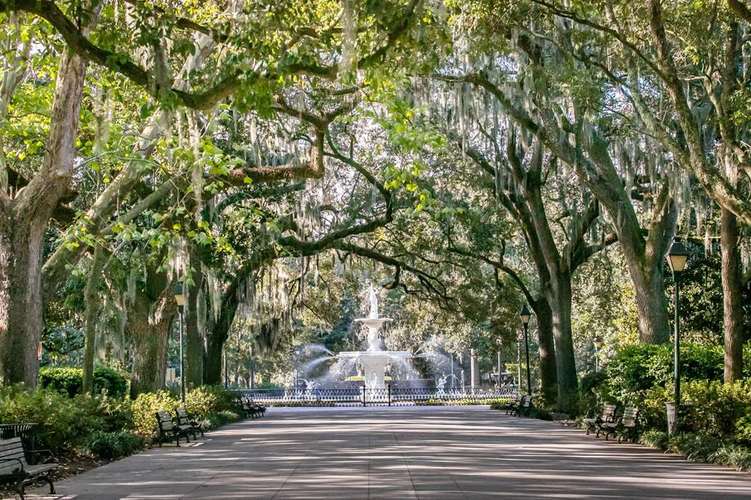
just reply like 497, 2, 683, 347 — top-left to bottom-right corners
39, 366, 129, 398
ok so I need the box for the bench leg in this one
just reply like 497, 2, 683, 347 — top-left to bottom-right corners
45, 473, 55, 494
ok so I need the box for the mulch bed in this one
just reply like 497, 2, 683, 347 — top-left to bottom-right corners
0, 453, 110, 498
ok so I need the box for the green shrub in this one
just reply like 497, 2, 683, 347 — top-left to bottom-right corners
86, 431, 144, 460
74, 394, 134, 433
602, 343, 723, 405
39, 367, 83, 397
668, 433, 725, 462
735, 415, 751, 444
130, 391, 180, 438
710, 444, 751, 471
680, 380, 751, 437
39, 366, 129, 398
578, 371, 608, 417
92, 367, 129, 398
640, 430, 669, 450
0, 385, 93, 452
204, 410, 241, 429
185, 386, 238, 419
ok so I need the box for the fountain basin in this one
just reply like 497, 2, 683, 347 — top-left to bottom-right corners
336, 350, 411, 390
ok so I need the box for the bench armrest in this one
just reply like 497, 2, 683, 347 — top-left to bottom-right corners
29, 448, 57, 464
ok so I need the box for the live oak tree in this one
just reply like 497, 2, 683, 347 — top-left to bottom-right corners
0, 0, 431, 386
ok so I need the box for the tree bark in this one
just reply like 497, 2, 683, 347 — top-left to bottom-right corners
185, 264, 206, 388
128, 293, 175, 395
127, 265, 176, 395
531, 295, 558, 405
203, 284, 240, 385
0, 51, 88, 386
721, 207, 744, 383
82, 247, 106, 394
546, 274, 578, 412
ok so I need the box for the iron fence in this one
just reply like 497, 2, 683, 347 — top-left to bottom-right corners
234, 385, 517, 407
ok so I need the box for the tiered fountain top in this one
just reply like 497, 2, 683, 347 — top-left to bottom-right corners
355, 285, 392, 351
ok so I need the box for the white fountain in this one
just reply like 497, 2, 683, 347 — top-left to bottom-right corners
335, 285, 411, 393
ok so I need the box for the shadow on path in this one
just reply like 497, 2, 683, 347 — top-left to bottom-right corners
29, 406, 751, 499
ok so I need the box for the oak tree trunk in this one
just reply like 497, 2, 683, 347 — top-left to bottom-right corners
0, 51, 88, 386
0, 217, 47, 385
547, 274, 578, 412
82, 247, 106, 394
721, 208, 744, 383
531, 296, 558, 405
185, 266, 205, 388
627, 260, 671, 344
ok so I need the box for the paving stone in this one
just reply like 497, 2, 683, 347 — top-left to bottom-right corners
24, 406, 751, 499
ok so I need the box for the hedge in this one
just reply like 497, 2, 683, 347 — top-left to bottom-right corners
39, 366, 129, 398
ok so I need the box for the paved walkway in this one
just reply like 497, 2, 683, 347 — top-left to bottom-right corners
29, 406, 751, 499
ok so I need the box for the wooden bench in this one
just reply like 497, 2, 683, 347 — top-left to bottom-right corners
239, 398, 266, 419
583, 404, 617, 437
155, 411, 191, 447
600, 406, 639, 441
506, 395, 523, 415
511, 395, 533, 417
612, 406, 640, 443
176, 408, 204, 439
0, 437, 56, 499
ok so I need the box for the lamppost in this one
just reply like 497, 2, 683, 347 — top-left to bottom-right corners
666, 240, 689, 432
174, 282, 186, 402
495, 337, 502, 390
593, 335, 603, 372
520, 304, 532, 396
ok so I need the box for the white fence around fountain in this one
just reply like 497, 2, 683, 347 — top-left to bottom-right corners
234, 385, 519, 407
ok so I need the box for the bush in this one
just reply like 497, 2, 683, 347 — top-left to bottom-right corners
39, 366, 129, 398
710, 444, 751, 471
130, 386, 241, 438
205, 410, 241, 429
92, 367, 129, 398
640, 430, 669, 450
130, 391, 180, 438
668, 433, 725, 462
39, 367, 83, 397
602, 343, 723, 405
0, 385, 95, 452
86, 431, 144, 460
185, 386, 239, 419
681, 380, 751, 437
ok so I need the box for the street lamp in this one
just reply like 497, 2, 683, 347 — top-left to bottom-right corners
174, 281, 186, 402
519, 304, 532, 396
495, 337, 502, 390
666, 240, 689, 432
593, 335, 603, 372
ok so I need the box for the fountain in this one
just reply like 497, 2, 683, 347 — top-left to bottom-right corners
334, 285, 412, 394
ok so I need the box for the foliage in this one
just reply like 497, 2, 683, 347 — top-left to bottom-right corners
0, 386, 94, 452
668, 433, 726, 463
39, 366, 129, 398
129, 391, 182, 438
131, 387, 240, 437
639, 430, 669, 450
710, 444, 751, 472
185, 386, 240, 420
85, 431, 145, 460
600, 343, 724, 405
639, 430, 751, 472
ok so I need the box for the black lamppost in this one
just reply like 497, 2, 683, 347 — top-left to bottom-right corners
666, 240, 689, 432
495, 337, 503, 390
519, 304, 532, 396
174, 281, 186, 402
